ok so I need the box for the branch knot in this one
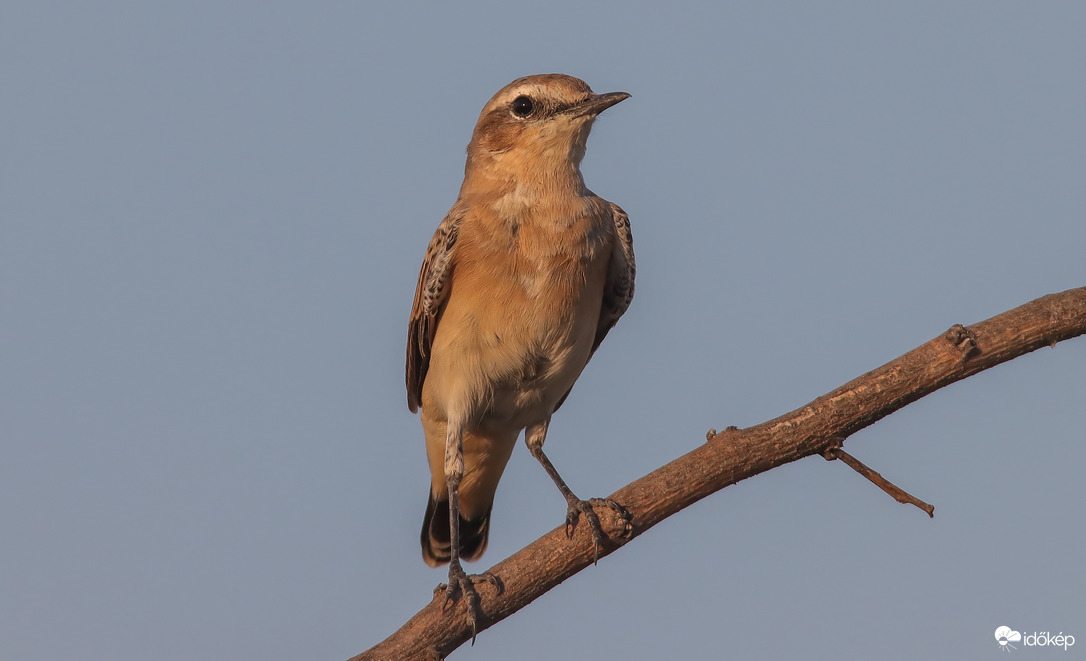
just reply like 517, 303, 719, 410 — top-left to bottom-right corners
944, 323, 980, 358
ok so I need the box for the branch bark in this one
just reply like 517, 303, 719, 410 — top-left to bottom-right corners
355, 286, 1086, 660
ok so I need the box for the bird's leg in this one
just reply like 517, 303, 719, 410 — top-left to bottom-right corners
437, 422, 494, 642
524, 417, 629, 564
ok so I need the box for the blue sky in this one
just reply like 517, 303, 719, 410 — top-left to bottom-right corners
2, 3, 1083, 660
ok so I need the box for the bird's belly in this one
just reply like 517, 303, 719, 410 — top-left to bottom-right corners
478, 329, 589, 428
424, 255, 606, 430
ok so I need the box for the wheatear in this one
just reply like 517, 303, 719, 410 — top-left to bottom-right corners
406, 73, 635, 624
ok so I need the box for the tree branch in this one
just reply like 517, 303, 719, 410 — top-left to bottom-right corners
355, 286, 1086, 660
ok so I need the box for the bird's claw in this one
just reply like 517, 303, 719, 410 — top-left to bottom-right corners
436, 564, 501, 644
564, 497, 631, 563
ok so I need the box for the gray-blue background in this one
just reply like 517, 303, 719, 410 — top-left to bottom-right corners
3, 3, 1083, 659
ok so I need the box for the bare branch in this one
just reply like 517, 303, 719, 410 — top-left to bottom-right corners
823, 445, 935, 517
355, 286, 1086, 660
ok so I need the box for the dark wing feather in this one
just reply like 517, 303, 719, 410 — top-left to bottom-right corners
590, 203, 636, 355
406, 207, 464, 412
553, 202, 636, 411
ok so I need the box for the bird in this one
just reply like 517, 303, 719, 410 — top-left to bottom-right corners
405, 73, 635, 625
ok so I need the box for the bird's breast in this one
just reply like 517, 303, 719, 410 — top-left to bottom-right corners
423, 200, 613, 428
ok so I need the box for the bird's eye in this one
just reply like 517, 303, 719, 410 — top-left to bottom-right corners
511, 95, 535, 117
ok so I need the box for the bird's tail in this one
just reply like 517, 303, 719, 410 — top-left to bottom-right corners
420, 491, 491, 567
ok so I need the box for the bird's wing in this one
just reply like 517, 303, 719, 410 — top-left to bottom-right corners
553, 202, 636, 411
406, 207, 464, 413
590, 202, 636, 355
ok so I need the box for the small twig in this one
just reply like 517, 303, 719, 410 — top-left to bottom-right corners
823, 446, 935, 518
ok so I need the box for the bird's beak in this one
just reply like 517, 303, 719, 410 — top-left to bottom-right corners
567, 91, 631, 118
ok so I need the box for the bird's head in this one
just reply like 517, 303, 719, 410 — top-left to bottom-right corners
464, 74, 629, 185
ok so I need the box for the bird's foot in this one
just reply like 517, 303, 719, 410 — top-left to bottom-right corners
564, 496, 632, 563
436, 562, 502, 644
